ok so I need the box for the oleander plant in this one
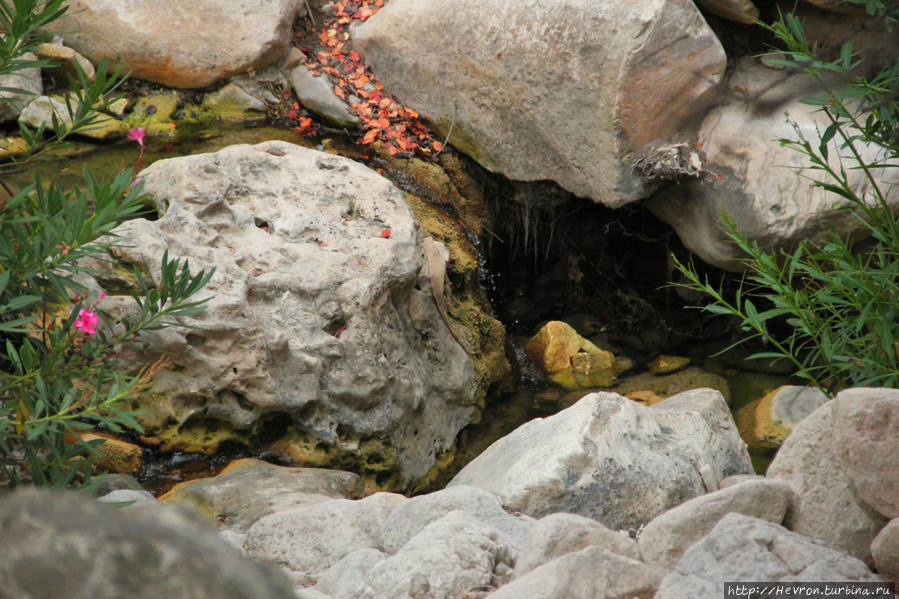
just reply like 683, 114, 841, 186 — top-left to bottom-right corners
0, 0, 212, 490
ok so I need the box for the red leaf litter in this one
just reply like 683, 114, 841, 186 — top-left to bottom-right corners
296, 0, 445, 160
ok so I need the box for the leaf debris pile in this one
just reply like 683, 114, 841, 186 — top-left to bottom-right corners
293, 0, 445, 159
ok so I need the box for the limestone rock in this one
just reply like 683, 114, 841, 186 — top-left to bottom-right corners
243, 492, 406, 585
159, 458, 364, 531
380, 485, 532, 555
718, 473, 765, 489
33, 42, 96, 86
289, 64, 361, 128
871, 518, 899, 582
358, 510, 515, 599
637, 478, 794, 569
19, 94, 128, 139
97, 489, 158, 507
832, 388, 899, 520
767, 400, 887, 564
0, 51, 41, 122
90, 141, 479, 488
525, 321, 623, 389
201, 82, 268, 122
352, 0, 726, 208
649, 57, 899, 270
514, 512, 639, 578
0, 488, 295, 599
45, 0, 303, 88
314, 548, 388, 598
488, 545, 663, 599
655, 513, 883, 598
736, 385, 829, 450
449, 389, 752, 532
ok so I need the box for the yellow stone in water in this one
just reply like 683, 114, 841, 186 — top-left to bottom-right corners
647, 354, 691, 375
735, 385, 828, 450
526, 320, 622, 389
79, 432, 142, 475
525, 320, 583, 375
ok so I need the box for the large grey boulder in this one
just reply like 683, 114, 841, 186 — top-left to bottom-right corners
649, 57, 899, 270
92, 141, 478, 487
654, 513, 883, 598
46, 0, 304, 88
159, 458, 364, 531
242, 491, 405, 585
514, 513, 640, 578
0, 488, 294, 599
637, 478, 794, 569
380, 485, 532, 555
487, 545, 662, 599
449, 389, 753, 532
352, 0, 725, 208
832, 388, 899, 520
313, 548, 388, 598
356, 510, 515, 599
767, 395, 890, 564
871, 518, 899, 582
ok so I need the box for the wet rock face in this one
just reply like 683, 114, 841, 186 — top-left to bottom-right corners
93, 141, 479, 489
351, 0, 725, 208
45, 0, 303, 88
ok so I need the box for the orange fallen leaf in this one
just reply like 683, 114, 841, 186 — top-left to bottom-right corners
432, 141, 444, 152
381, 229, 391, 238
361, 128, 380, 144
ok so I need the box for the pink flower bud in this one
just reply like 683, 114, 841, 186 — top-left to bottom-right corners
127, 127, 146, 147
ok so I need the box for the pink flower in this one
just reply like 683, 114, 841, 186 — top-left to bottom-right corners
73, 309, 99, 335
127, 127, 146, 147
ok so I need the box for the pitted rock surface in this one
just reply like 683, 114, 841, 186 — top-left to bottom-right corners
92, 141, 477, 487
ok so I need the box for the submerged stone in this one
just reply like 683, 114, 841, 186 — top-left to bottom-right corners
526, 320, 623, 389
